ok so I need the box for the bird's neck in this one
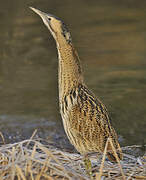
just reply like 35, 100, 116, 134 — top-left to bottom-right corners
56, 37, 83, 101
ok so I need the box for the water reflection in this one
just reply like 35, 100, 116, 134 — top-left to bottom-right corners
0, 0, 146, 147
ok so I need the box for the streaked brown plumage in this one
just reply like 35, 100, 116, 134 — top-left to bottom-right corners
30, 7, 122, 168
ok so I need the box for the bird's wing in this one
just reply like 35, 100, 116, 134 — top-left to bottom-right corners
62, 84, 116, 152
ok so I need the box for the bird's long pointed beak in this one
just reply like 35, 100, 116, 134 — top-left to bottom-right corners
29, 7, 48, 20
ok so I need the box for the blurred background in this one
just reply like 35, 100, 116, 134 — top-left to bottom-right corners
0, 0, 146, 149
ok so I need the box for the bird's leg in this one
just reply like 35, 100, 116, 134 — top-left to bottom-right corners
83, 154, 92, 177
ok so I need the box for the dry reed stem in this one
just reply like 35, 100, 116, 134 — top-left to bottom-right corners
16, 165, 27, 180
97, 138, 125, 180
0, 132, 5, 145
108, 138, 126, 180
97, 137, 109, 180
26, 129, 38, 148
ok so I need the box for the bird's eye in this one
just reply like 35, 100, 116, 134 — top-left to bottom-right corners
48, 17, 51, 21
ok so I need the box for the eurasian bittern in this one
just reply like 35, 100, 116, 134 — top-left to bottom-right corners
30, 7, 123, 175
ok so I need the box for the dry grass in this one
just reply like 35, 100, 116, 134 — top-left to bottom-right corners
0, 131, 145, 180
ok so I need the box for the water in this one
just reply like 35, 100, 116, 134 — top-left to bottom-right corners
0, 0, 146, 148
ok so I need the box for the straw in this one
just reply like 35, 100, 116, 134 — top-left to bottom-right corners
0, 134, 145, 180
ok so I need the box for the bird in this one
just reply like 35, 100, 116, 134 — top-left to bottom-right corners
30, 7, 123, 175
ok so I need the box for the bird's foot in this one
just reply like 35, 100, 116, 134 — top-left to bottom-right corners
84, 156, 93, 178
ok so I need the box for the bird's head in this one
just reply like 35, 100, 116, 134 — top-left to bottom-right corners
30, 7, 72, 44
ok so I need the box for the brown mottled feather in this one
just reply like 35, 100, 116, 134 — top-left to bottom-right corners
61, 84, 122, 161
